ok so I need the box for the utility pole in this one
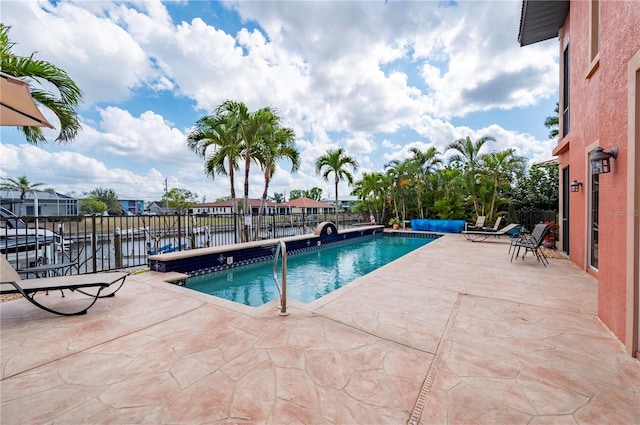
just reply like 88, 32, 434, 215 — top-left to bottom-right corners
164, 178, 168, 208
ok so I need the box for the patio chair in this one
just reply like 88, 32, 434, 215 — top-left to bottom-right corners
462, 223, 521, 242
0, 256, 128, 316
508, 226, 528, 255
466, 215, 486, 230
509, 223, 550, 266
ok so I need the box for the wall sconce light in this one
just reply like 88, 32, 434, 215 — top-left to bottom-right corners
570, 180, 583, 192
590, 146, 618, 175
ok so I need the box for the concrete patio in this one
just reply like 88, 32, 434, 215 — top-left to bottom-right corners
1, 234, 638, 424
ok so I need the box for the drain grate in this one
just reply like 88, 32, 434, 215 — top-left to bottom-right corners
406, 292, 593, 424
407, 293, 464, 425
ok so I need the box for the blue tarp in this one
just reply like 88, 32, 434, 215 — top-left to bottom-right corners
410, 219, 466, 233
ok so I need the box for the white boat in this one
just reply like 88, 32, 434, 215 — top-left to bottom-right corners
116, 227, 150, 237
0, 207, 68, 268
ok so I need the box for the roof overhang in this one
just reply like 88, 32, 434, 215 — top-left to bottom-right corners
518, 0, 570, 46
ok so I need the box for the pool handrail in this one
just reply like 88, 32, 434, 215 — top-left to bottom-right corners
272, 240, 289, 316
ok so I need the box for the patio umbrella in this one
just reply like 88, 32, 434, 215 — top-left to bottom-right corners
0, 71, 54, 128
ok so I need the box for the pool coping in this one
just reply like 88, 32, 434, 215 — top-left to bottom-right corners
148, 223, 391, 261
148, 223, 406, 277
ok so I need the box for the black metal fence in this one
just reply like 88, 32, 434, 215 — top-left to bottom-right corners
514, 210, 558, 233
1, 212, 366, 276
3, 210, 556, 277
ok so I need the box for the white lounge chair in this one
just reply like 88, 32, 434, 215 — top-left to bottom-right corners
466, 215, 486, 230
462, 223, 521, 242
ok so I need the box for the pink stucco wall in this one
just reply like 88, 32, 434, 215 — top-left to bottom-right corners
557, 1, 640, 343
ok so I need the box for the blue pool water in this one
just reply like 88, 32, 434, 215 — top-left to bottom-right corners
186, 235, 434, 306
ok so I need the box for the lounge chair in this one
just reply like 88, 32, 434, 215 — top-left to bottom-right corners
481, 216, 503, 232
462, 223, 521, 242
0, 256, 128, 316
509, 223, 550, 266
466, 215, 486, 230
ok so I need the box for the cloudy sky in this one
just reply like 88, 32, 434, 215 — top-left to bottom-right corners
0, 0, 559, 203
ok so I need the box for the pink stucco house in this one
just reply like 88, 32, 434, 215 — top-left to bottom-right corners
519, 0, 639, 358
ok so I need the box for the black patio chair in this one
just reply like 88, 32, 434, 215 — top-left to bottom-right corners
509, 223, 550, 266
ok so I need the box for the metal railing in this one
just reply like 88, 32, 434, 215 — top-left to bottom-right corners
1, 212, 365, 276
272, 240, 288, 316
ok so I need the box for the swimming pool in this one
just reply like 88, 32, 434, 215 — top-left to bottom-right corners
186, 235, 434, 306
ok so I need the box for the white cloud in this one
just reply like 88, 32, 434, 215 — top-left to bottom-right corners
4, 1, 157, 106
0, 0, 559, 204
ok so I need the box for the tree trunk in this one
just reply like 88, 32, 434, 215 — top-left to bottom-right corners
254, 173, 271, 241
229, 159, 240, 243
243, 156, 251, 242
334, 175, 339, 227
488, 176, 498, 223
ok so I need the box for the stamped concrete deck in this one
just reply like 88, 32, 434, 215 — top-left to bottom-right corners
1, 234, 638, 424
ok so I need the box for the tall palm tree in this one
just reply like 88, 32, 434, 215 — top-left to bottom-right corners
384, 158, 412, 224
213, 102, 275, 240
187, 110, 242, 240
0, 175, 45, 216
199, 100, 260, 242
445, 135, 495, 217
0, 24, 83, 144
236, 106, 281, 241
483, 148, 527, 221
408, 146, 441, 218
254, 124, 299, 241
315, 148, 359, 225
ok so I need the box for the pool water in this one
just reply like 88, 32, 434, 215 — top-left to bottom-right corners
186, 235, 434, 306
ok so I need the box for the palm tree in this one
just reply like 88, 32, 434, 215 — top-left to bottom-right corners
0, 24, 83, 144
445, 135, 495, 217
195, 100, 264, 242
408, 146, 441, 218
431, 167, 466, 219
0, 175, 45, 216
213, 102, 277, 241
352, 172, 384, 222
378, 173, 393, 224
544, 102, 559, 139
187, 109, 242, 241
483, 149, 527, 221
254, 124, 299, 241
315, 148, 359, 225
446, 135, 494, 170
384, 159, 412, 224
240, 106, 271, 217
